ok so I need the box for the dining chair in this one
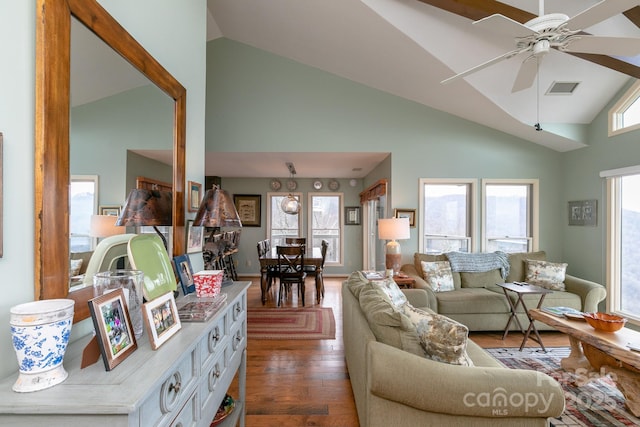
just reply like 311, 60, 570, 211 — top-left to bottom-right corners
304, 240, 329, 303
276, 245, 307, 306
257, 239, 278, 293
285, 237, 306, 245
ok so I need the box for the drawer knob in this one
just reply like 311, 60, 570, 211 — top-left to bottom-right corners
212, 328, 221, 342
169, 381, 181, 393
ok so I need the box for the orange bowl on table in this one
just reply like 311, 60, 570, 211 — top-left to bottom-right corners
582, 312, 627, 332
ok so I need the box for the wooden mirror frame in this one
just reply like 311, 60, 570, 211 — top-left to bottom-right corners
35, 0, 186, 323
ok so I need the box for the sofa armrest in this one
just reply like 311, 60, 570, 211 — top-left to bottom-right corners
564, 274, 607, 312
400, 264, 438, 311
367, 341, 565, 418
401, 289, 432, 310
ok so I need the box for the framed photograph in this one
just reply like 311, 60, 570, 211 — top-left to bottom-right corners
395, 208, 416, 227
88, 288, 138, 371
99, 205, 121, 216
186, 220, 204, 253
173, 254, 195, 295
568, 200, 597, 226
188, 181, 202, 212
233, 194, 261, 227
142, 291, 182, 350
345, 206, 361, 225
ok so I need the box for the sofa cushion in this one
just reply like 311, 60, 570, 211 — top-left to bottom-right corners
506, 251, 546, 283
414, 253, 461, 289
404, 303, 473, 366
358, 283, 425, 357
420, 261, 455, 292
369, 277, 408, 308
436, 288, 511, 315
460, 269, 505, 290
525, 259, 567, 291
345, 271, 370, 299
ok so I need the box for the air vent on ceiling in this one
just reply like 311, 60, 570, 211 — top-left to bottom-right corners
546, 81, 580, 95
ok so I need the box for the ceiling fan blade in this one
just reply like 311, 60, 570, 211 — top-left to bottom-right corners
441, 47, 528, 84
473, 14, 537, 38
565, 0, 639, 30
511, 55, 539, 93
563, 35, 640, 56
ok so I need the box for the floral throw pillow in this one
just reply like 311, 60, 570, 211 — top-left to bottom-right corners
369, 277, 408, 309
525, 259, 567, 291
70, 258, 83, 277
420, 261, 455, 292
404, 304, 473, 366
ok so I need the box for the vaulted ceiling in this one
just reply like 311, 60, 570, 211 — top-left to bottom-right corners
206, 0, 640, 156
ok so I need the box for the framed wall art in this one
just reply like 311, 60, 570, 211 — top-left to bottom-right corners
345, 206, 361, 225
186, 219, 204, 253
188, 181, 202, 212
394, 208, 416, 227
99, 205, 121, 216
143, 291, 181, 350
233, 194, 261, 227
88, 288, 138, 371
568, 199, 597, 226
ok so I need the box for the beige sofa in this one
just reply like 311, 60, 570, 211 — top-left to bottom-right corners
400, 251, 607, 331
342, 272, 565, 427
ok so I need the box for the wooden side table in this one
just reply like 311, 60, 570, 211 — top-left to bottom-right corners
393, 274, 415, 289
497, 282, 553, 351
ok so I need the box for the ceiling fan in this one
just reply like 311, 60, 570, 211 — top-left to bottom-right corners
441, 0, 640, 92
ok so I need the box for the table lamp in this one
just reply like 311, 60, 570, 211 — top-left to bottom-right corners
90, 215, 125, 239
378, 217, 410, 275
115, 189, 172, 248
193, 185, 242, 240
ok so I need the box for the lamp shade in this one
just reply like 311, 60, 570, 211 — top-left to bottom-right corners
115, 189, 172, 227
90, 215, 125, 238
193, 186, 242, 228
378, 217, 410, 241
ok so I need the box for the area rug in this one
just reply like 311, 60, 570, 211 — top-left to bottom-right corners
486, 347, 640, 427
247, 307, 336, 340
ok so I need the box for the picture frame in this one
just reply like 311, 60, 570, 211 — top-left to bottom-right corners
186, 219, 204, 253
142, 291, 182, 350
345, 206, 361, 225
394, 208, 416, 227
99, 205, 121, 216
173, 253, 195, 295
88, 288, 138, 371
568, 199, 597, 226
233, 194, 261, 227
188, 181, 202, 212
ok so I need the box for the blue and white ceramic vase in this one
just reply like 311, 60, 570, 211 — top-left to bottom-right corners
9, 299, 75, 392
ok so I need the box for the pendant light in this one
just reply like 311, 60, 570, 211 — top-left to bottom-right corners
281, 162, 301, 215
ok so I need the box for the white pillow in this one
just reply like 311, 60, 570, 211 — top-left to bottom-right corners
420, 261, 455, 292
525, 259, 567, 291
369, 277, 407, 309
70, 258, 83, 277
404, 304, 473, 366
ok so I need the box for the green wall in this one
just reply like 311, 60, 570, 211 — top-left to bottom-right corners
205, 38, 566, 268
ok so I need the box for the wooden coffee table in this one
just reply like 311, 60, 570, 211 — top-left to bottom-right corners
530, 308, 640, 416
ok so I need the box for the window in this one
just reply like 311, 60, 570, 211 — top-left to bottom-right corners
419, 179, 475, 254
267, 193, 302, 247
609, 80, 640, 136
308, 193, 343, 265
70, 175, 98, 252
603, 167, 640, 323
482, 179, 538, 253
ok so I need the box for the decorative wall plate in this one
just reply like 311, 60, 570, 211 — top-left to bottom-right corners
313, 179, 323, 190
328, 179, 340, 191
270, 179, 282, 191
286, 179, 297, 191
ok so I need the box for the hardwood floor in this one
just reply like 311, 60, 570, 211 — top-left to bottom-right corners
230, 276, 570, 426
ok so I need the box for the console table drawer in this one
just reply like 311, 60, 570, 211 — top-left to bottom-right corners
170, 390, 198, 427
199, 347, 229, 420
140, 348, 197, 426
199, 313, 228, 370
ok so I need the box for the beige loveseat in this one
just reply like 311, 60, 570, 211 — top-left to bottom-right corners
400, 251, 607, 331
342, 272, 565, 427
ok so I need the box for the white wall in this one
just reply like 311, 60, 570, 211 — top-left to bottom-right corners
0, 0, 207, 379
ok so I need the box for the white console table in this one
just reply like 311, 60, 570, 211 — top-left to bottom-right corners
0, 281, 250, 427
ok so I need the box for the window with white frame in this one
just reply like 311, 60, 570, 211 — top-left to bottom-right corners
267, 193, 303, 247
70, 175, 98, 252
420, 179, 475, 254
609, 80, 640, 136
602, 167, 640, 323
482, 179, 538, 253
308, 193, 342, 265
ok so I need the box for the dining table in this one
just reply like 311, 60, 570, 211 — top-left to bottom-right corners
258, 246, 324, 304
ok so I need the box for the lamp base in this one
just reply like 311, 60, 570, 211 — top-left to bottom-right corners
385, 240, 402, 275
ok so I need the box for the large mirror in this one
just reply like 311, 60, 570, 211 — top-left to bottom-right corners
35, 0, 186, 323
